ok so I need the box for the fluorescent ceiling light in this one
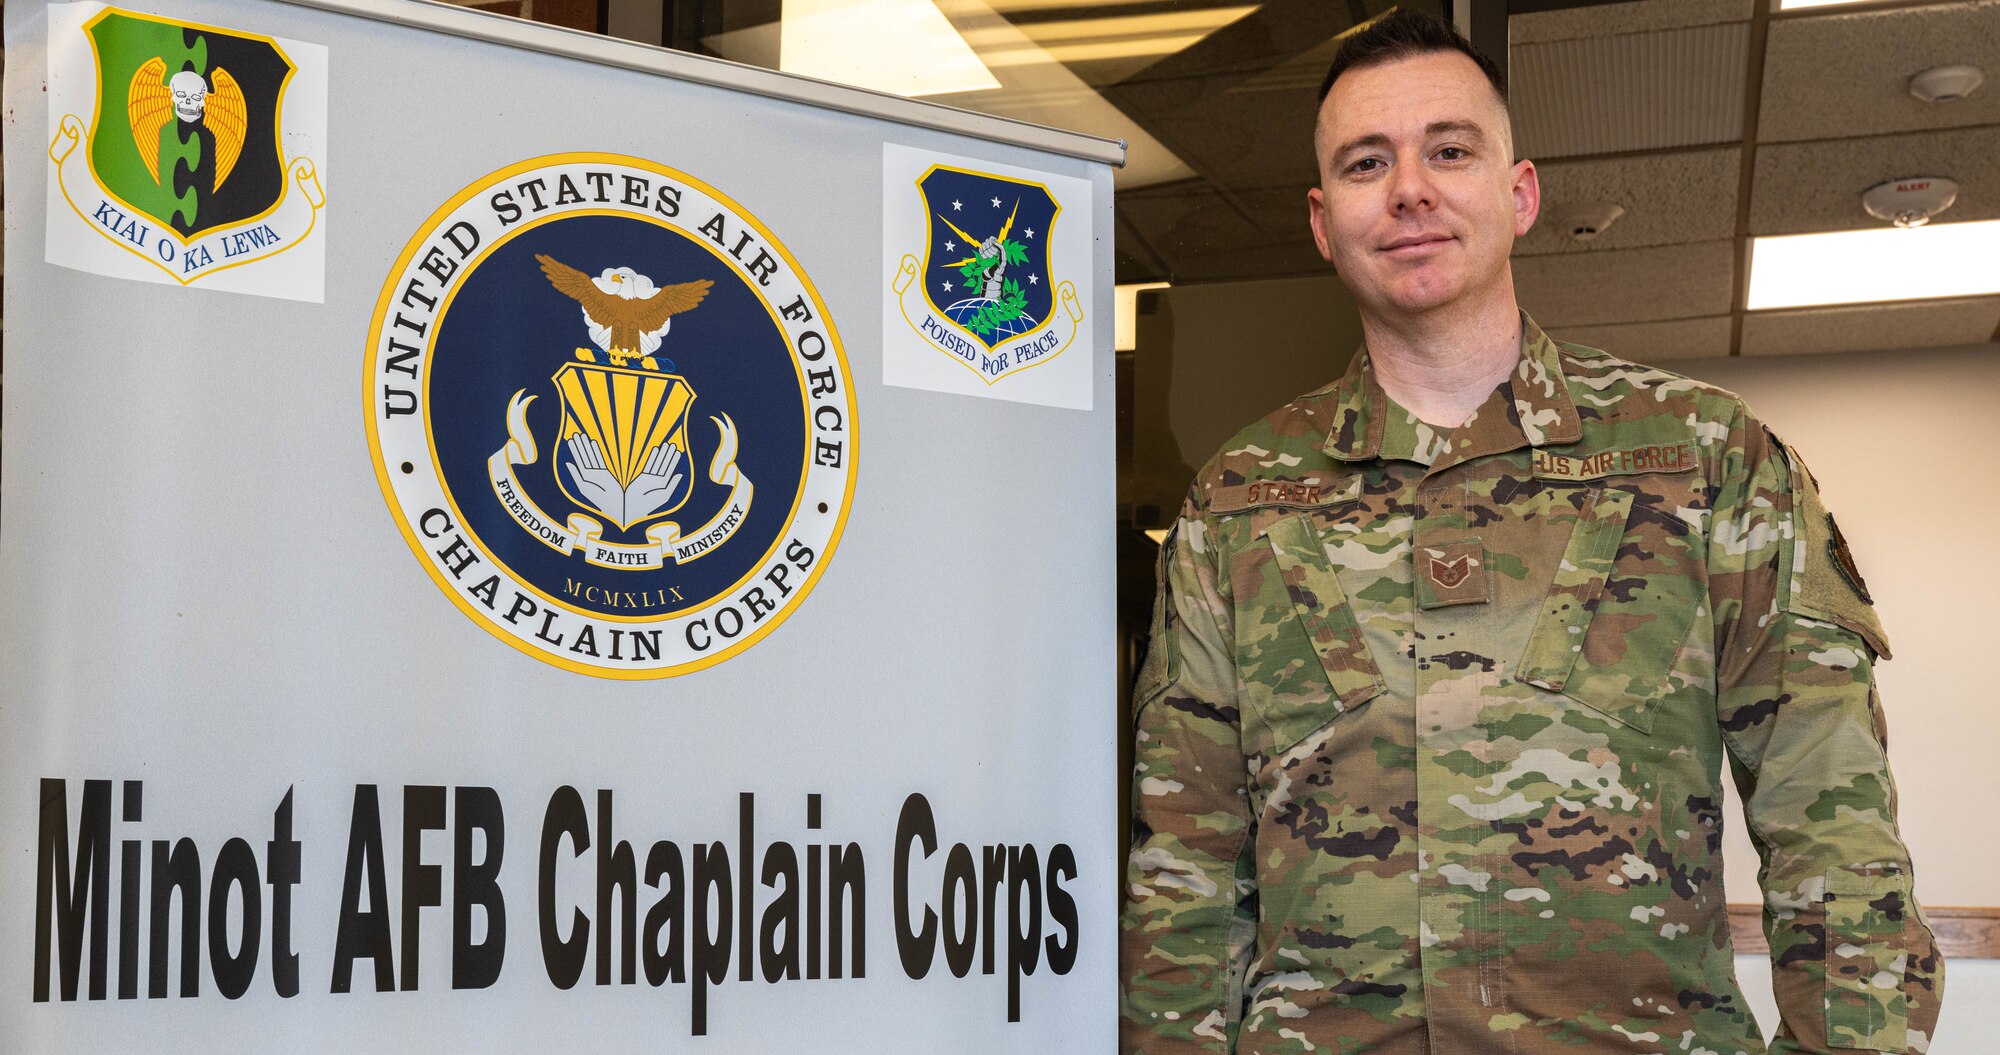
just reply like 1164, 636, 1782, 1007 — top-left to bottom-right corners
1745, 220, 2000, 310
964, 6, 1258, 68
985, 0, 1172, 9
779, 0, 999, 97
1117, 282, 1170, 351
1775, 0, 1878, 9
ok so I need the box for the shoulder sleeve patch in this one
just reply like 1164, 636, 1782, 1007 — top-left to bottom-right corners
1775, 436, 1892, 660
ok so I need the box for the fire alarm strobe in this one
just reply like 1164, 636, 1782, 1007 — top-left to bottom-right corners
1862, 177, 1958, 228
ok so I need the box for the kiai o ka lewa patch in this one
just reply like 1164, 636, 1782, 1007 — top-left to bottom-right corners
366, 154, 856, 678
882, 144, 1095, 410
45, 3, 327, 301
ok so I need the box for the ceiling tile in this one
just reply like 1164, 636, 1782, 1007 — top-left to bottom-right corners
1514, 240, 1738, 327
1516, 148, 1741, 255
1750, 124, 2000, 235
1119, 185, 1325, 282
1511, 0, 1752, 45
1741, 295, 2000, 356
1546, 315, 1735, 363
1512, 21, 1749, 159
1758, 0, 2000, 144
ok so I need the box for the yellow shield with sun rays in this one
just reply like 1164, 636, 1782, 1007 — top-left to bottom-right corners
552, 360, 696, 530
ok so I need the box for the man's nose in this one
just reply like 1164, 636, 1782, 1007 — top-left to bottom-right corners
1388, 154, 1437, 212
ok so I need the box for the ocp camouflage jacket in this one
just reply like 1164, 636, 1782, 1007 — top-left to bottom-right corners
1121, 313, 1943, 1055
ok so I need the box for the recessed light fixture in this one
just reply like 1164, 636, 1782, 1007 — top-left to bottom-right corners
779, 0, 1000, 97
1775, 0, 1878, 9
1745, 220, 2000, 310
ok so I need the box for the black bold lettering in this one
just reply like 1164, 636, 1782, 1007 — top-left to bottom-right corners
332, 786, 395, 994
207, 838, 261, 999
452, 786, 507, 990
34, 778, 111, 1002
400, 785, 446, 991
893, 794, 937, 979
538, 786, 589, 990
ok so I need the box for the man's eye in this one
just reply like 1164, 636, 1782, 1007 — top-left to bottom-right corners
1350, 158, 1381, 173
1438, 147, 1468, 160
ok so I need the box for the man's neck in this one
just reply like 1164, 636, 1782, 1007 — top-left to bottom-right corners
1358, 293, 1524, 430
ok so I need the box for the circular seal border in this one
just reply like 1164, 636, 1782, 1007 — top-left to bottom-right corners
365, 153, 857, 679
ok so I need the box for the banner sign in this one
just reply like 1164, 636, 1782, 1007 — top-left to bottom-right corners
1, 1, 1116, 1051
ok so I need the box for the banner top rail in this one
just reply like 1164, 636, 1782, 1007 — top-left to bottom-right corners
277, 0, 1130, 168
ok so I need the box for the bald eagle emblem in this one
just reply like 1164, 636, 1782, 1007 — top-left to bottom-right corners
537, 254, 713, 369
504, 256, 745, 537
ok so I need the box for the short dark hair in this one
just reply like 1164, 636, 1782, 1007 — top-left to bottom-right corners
1316, 8, 1507, 107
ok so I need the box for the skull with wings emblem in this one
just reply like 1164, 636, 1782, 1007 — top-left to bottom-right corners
126, 58, 247, 192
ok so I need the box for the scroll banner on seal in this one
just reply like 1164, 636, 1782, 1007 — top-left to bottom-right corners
50, 115, 325, 283
486, 391, 754, 570
891, 255, 1082, 386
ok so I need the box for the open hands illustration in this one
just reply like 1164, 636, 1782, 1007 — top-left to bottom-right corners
565, 434, 685, 525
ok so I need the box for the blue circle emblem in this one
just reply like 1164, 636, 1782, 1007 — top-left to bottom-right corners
367, 156, 855, 678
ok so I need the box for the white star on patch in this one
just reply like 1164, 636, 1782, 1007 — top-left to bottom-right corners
1024, 227, 1036, 239
991, 197, 1001, 207
942, 281, 953, 292
944, 240, 956, 252
1028, 274, 1039, 285
951, 199, 962, 211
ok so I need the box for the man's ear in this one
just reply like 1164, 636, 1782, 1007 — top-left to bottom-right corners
1511, 158, 1541, 238
1307, 186, 1337, 270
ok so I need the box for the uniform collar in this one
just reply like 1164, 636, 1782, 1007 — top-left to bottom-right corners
1319, 310, 1582, 468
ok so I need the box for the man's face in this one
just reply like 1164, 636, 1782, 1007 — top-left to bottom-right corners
1307, 51, 1538, 318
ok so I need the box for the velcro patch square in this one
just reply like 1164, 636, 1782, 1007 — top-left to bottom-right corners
1418, 538, 1487, 609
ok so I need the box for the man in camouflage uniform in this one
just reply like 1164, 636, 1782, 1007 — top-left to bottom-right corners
1121, 10, 1943, 1054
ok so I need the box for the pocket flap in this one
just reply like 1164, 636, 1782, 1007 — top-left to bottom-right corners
1264, 514, 1385, 721
1516, 486, 1650, 729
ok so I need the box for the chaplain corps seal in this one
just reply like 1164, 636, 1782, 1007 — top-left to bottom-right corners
366, 154, 855, 678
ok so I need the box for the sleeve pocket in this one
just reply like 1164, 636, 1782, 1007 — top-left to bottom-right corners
1825, 869, 1912, 1053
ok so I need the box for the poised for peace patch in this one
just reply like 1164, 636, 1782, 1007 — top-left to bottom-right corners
881, 144, 1094, 410
366, 155, 855, 678
44, 3, 328, 300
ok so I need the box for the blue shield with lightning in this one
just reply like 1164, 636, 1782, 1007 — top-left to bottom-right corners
917, 166, 1060, 351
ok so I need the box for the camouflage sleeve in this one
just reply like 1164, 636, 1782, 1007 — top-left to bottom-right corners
1121, 495, 1257, 1053
1707, 406, 1944, 1054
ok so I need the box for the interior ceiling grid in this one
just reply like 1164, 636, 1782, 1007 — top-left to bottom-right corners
1509, 0, 2000, 360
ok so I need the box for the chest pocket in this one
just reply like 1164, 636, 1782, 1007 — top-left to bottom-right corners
1517, 484, 1694, 734
1247, 513, 1385, 754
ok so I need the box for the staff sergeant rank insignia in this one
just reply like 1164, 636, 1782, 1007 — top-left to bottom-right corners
890, 164, 1083, 384
367, 154, 856, 678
